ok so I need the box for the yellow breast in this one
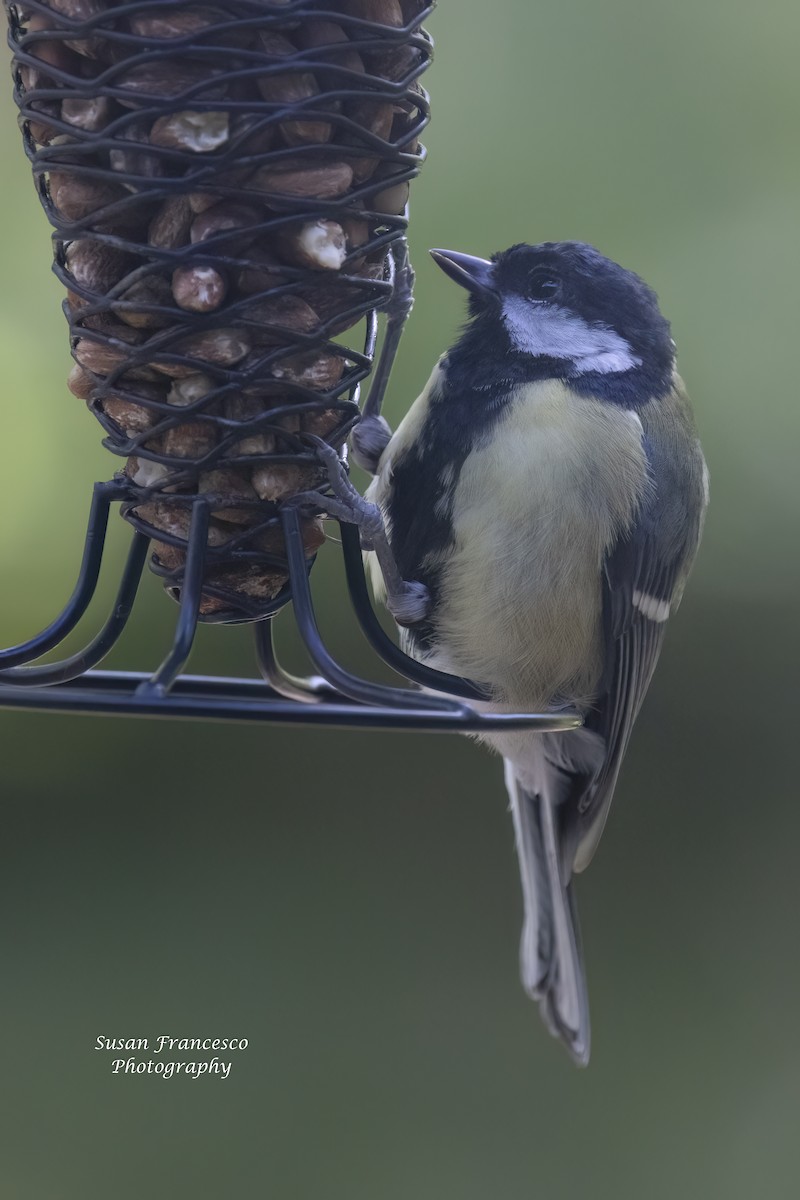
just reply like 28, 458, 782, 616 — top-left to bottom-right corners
426, 379, 649, 706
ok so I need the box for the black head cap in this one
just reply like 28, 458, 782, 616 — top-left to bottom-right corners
431, 241, 675, 402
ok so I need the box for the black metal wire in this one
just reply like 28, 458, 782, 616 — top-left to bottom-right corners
0, 479, 124, 668
135, 499, 210, 696
0, 531, 149, 686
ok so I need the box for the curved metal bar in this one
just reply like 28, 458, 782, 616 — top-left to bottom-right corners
281, 506, 470, 715
0, 480, 126, 668
358, 237, 411, 427
252, 619, 338, 704
135, 503, 209, 699
339, 521, 494, 703
0, 532, 149, 686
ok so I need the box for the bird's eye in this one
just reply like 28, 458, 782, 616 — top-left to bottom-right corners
527, 269, 559, 301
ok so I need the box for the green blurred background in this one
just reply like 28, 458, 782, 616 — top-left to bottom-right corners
1, 1, 798, 1197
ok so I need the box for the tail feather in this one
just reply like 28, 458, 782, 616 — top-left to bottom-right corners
505, 759, 591, 1066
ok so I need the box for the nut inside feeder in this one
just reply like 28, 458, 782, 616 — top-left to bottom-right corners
7, 0, 433, 621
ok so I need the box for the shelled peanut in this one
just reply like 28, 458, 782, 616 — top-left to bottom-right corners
8, 0, 431, 617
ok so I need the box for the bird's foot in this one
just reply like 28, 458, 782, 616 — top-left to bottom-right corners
299, 436, 381, 538
385, 238, 415, 332
386, 578, 430, 627
297, 436, 430, 626
349, 413, 393, 474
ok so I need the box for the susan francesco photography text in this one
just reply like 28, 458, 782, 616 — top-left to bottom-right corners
95, 1035, 249, 1080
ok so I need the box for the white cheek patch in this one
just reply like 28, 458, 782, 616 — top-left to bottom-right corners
633, 589, 670, 622
501, 296, 641, 374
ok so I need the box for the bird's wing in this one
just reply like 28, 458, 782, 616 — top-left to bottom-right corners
571, 406, 708, 873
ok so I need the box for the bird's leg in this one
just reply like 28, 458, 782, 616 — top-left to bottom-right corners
293, 437, 430, 627
349, 235, 415, 474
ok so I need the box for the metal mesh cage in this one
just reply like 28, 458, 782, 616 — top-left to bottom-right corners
9, 0, 433, 621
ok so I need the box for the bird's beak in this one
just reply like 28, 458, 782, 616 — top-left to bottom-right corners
429, 249, 496, 297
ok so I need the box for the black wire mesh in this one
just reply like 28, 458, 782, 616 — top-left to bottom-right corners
7, 0, 433, 622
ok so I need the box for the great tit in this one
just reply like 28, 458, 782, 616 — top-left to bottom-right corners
365, 240, 708, 1065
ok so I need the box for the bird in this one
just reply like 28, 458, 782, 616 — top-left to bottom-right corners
363, 240, 709, 1065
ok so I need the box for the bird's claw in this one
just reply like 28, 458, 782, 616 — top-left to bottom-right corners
387, 580, 430, 627
386, 243, 415, 329
350, 414, 393, 474
304, 431, 427, 629
304, 435, 380, 530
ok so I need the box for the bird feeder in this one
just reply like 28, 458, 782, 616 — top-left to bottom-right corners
0, 0, 578, 737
